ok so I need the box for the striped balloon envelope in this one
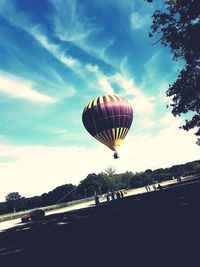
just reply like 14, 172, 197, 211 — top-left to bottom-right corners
82, 95, 133, 158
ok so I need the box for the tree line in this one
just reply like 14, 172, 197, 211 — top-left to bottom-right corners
0, 160, 199, 215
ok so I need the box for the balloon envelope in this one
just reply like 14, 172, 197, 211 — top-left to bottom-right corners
82, 95, 133, 152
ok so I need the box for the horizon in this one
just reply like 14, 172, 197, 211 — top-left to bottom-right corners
0, 0, 199, 202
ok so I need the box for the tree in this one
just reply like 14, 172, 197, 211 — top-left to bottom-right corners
5, 192, 22, 212
147, 0, 200, 144
105, 166, 116, 178
121, 171, 133, 189
5, 192, 21, 202
77, 173, 111, 198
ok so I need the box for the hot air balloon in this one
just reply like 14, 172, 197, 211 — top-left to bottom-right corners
82, 95, 133, 158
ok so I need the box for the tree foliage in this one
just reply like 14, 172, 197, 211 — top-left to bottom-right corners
77, 173, 112, 198
147, 0, 200, 144
5, 192, 21, 202
5, 192, 22, 212
104, 166, 116, 178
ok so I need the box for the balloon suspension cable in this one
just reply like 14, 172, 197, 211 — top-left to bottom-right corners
56, 151, 120, 204
55, 185, 79, 205
120, 151, 159, 170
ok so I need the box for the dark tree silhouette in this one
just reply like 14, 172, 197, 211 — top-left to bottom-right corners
5, 192, 22, 212
147, 0, 200, 144
105, 166, 116, 178
5, 192, 22, 202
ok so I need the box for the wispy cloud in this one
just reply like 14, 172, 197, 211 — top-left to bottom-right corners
97, 76, 114, 95
50, 0, 92, 43
30, 29, 115, 98
110, 73, 156, 114
130, 12, 150, 30
32, 32, 79, 69
0, 74, 56, 104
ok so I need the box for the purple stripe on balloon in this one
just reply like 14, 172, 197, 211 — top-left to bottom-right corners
82, 96, 133, 137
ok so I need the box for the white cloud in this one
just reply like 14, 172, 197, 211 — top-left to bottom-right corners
130, 12, 150, 30
98, 76, 114, 95
160, 112, 181, 128
31, 30, 80, 69
51, 0, 91, 43
30, 29, 112, 94
119, 123, 200, 171
111, 73, 156, 114
131, 95, 156, 114
0, 144, 111, 201
143, 52, 161, 84
0, 74, 56, 104
59, 54, 77, 67
85, 64, 99, 73
134, 117, 156, 133
112, 73, 140, 95
159, 89, 171, 105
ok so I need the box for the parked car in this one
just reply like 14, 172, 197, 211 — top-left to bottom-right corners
21, 209, 45, 223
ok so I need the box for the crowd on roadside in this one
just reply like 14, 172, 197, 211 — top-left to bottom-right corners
95, 190, 125, 205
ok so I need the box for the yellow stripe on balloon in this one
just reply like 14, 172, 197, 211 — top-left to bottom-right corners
87, 100, 93, 109
99, 96, 104, 104
105, 95, 111, 103
116, 128, 119, 139
112, 95, 118, 101
122, 128, 128, 139
118, 95, 126, 102
112, 128, 116, 139
93, 98, 98, 106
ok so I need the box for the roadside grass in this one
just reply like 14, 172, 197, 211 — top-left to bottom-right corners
0, 196, 94, 223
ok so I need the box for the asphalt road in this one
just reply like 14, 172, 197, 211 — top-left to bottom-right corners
0, 176, 199, 266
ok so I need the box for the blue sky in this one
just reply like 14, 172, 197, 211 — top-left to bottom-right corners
0, 0, 199, 201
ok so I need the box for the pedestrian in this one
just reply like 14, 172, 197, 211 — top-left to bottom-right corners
111, 191, 115, 200
106, 194, 110, 202
95, 195, 99, 205
152, 182, 157, 191
116, 191, 121, 199
157, 183, 163, 190
145, 185, 150, 192
120, 191, 124, 198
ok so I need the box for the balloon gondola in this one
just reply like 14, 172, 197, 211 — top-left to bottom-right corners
82, 95, 133, 158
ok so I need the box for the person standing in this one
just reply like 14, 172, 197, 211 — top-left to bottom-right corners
106, 194, 110, 202
95, 195, 100, 205
111, 191, 115, 200
120, 191, 124, 198
116, 191, 121, 199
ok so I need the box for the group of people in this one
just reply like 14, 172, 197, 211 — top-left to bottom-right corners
145, 181, 163, 192
106, 190, 124, 201
95, 190, 124, 205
